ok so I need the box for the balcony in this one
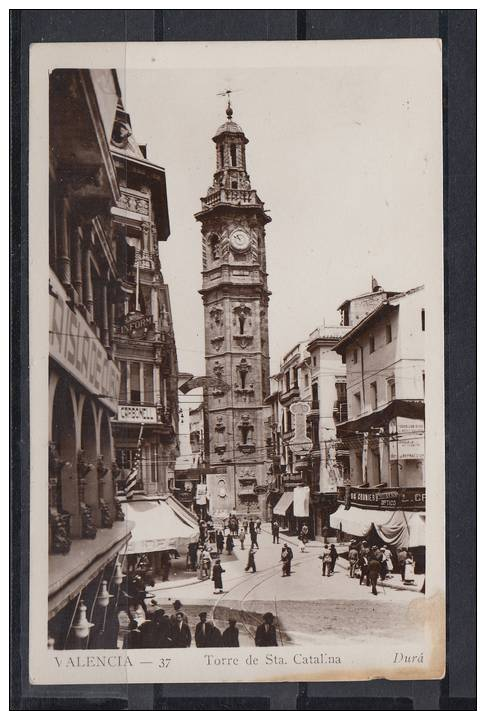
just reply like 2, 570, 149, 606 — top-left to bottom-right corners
279, 384, 300, 406
333, 400, 348, 423
200, 187, 263, 211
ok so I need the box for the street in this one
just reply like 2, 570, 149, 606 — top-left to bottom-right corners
149, 526, 425, 648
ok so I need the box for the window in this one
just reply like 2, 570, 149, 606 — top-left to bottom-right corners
285, 371, 291, 391
286, 408, 292, 431
342, 307, 349, 326
231, 180, 238, 189
353, 391, 361, 417
369, 335, 375, 353
370, 381, 378, 410
342, 352, 346, 364
335, 381, 346, 401
230, 145, 237, 166
292, 366, 298, 387
219, 145, 224, 168
130, 362, 141, 403
387, 377, 396, 401
353, 349, 358, 364
312, 382, 319, 407
143, 363, 154, 404
119, 361, 128, 402
386, 324, 392, 343
210, 234, 220, 260
313, 356, 317, 366
304, 373, 309, 387
421, 309, 425, 331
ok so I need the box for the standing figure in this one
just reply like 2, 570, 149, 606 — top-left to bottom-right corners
329, 544, 338, 573
397, 547, 407, 581
358, 550, 369, 586
195, 612, 214, 647
348, 546, 358, 578
255, 612, 278, 647
212, 558, 225, 594
152, 609, 172, 648
299, 523, 309, 553
255, 516, 262, 534
222, 618, 240, 647
245, 544, 257, 573
368, 557, 381, 596
404, 552, 416, 585
271, 520, 280, 544
281, 542, 293, 577
249, 521, 259, 549
225, 532, 235, 555
382, 545, 393, 578
243, 517, 249, 535
216, 530, 225, 555
200, 547, 212, 580
188, 542, 199, 571
321, 545, 332, 577
169, 600, 188, 625
238, 527, 246, 550
160, 551, 171, 582
170, 611, 192, 648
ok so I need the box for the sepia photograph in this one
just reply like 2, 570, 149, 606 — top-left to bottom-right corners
29, 38, 445, 684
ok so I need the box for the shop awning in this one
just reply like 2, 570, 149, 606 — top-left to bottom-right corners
121, 496, 199, 554
330, 505, 393, 538
273, 491, 294, 517
375, 510, 426, 548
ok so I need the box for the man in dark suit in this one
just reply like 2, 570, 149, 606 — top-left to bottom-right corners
170, 611, 192, 647
222, 618, 240, 647
255, 612, 278, 647
272, 520, 280, 544
195, 611, 213, 648
368, 557, 382, 596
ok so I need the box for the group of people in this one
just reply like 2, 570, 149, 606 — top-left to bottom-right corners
347, 539, 416, 595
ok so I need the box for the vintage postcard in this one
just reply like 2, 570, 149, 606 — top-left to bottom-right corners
29, 39, 445, 684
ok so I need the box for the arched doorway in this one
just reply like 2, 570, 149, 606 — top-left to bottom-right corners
51, 376, 77, 530
99, 410, 114, 525
80, 398, 99, 529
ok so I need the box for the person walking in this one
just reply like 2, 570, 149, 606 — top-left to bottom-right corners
222, 618, 240, 647
368, 557, 381, 596
195, 612, 214, 648
170, 611, 192, 647
321, 544, 332, 577
255, 612, 278, 647
199, 547, 212, 580
243, 517, 249, 535
245, 544, 257, 573
329, 543, 338, 573
271, 520, 280, 544
348, 546, 358, 578
397, 547, 407, 582
358, 550, 369, 586
216, 530, 225, 556
255, 517, 262, 534
250, 525, 259, 549
238, 527, 246, 550
160, 551, 171, 582
281, 542, 293, 577
299, 523, 309, 553
382, 545, 393, 578
225, 532, 234, 555
212, 558, 225, 594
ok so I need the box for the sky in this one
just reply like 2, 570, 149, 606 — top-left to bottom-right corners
117, 42, 442, 377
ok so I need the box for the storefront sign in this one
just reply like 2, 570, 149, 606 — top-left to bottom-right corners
118, 312, 153, 338
337, 486, 425, 511
117, 405, 157, 424
49, 271, 120, 413
389, 417, 424, 460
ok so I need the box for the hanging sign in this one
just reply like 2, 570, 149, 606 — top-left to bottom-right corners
288, 402, 313, 454
337, 486, 426, 511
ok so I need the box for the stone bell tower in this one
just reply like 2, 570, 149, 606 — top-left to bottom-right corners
195, 99, 272, 518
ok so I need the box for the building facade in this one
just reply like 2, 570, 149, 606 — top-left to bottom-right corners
109, 100, 180, 497
48, 69, 133, 649
332, 286, 426, 566
195, 101, 272, 518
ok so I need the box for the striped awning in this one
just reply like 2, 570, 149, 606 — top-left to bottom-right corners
273, 491, 294, 517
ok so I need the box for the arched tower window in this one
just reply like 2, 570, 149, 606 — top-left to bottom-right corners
230, 145, 237, 167
209, 233, 220, 260
219, 145, 225, 169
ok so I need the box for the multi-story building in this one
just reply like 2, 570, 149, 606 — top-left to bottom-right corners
48, 69, 134, 649
109, 100, 180, 497
195, 100, 272, 518
331, 286, 426, 566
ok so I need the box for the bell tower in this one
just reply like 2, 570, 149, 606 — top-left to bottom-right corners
195, 99, 272, 518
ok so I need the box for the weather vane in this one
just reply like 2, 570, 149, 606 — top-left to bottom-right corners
217, 88, 240, 119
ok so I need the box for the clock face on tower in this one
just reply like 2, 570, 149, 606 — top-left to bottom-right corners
229, 229, 251, 253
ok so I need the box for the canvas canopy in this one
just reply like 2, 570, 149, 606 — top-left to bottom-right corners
273, 491, 294, 517
330, 505, 426, 548
121, 496, 199, 554
330, 505, 393, 538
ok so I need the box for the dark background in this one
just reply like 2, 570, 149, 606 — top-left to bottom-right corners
10, 9, 476, 711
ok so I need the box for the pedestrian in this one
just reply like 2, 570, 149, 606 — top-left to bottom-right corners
379, 547, 388, 581
216, 530, 225, 555
222, 618, 240, 647
358, 550, 369, 586
238, 527, 246, 550
255, 612, 278, 647
169, 600, 188, 625
368, 557, 381, 596
212, 558, 225, 594
188, 542, 198, 571
170, 611, 192, 648
245, 544, 257, 573
200, 546, 212, 580
151, 609, 172, 648
225, 532, 234, 555
321, 544, 332, 577
199, 518, 207, 545
281, 542, 293, 576
195, 612, 214, 648
138, 618, 157, 648
124, 619, 141, 649
271, 520, 280, 544
404, 552, 416, 585
348, 546, 358, 578
210, 624, 222, 647
255, 516, 262, 534
330, 543, 338, 573
382, 546, 393, 578
397, 547, 407, 581
299, 523, 309, 553
161, 551, 171, 582
243, 517, 249, 535
249, 522, 259, 549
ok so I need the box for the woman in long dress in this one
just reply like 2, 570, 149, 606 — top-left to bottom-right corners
404, 552, 416, 584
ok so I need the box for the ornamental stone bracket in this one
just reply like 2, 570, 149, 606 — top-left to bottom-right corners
211, 336, 225, 352
233, 334, 253, 349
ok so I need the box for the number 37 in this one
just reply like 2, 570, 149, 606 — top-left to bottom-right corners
158, 658, 171, 668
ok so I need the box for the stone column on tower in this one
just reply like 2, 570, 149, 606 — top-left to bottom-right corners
195, 100, 272, 519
